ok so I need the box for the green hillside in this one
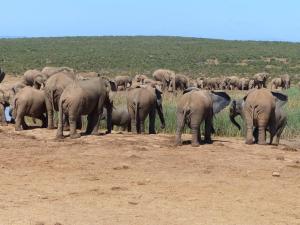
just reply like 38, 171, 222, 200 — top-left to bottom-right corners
0, 36, 300, 81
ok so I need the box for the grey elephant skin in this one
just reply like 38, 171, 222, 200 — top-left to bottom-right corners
56, 77, 113, 139
101, 107, 131, 131
12, 86, 47, 131
175, 88, 231, 147
230, 88, 288, 145
127, 85, 165, 134
44, 71, 76, 129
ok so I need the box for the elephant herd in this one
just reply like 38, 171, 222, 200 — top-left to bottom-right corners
0, 67, 291, 147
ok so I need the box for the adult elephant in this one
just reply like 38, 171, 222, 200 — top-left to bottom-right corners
115, 75, 132, 90
44, 71, 76, 129
0, 68, 6, 83
271, 78, 282, 90
152, 69, 175, 91
230, 88, 287, 145
175, 88, 231, 147
238, 78, 250, 90
253, 72, 269, 89
127, 85, 165, 134
225, 76, 240, 90
22, 69, 48, 89
56, 77, 113, 139
280, 74, 290, 89
168, 74, 189, 92
229, 97, 287, 145
12, 86, 47, 131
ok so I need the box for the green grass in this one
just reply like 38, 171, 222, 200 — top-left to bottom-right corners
0, 36, 300, 83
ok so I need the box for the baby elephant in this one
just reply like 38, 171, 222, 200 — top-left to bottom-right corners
176, 87, 231, 147
127, 85, 165, 134
101, 107, 131, 131
12, 86, 47, 130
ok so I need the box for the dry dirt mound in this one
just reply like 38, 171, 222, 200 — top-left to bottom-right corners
0, 125, 299, 225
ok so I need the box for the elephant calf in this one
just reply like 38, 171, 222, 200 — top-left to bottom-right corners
12, 86, 47, 131
176, 88, 231, 147
230, 88, 288, 145
101, 107, 131, 131
127, 85, 165, 134
56, 77, 113, 139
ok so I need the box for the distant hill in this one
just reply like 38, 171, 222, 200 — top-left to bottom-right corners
0, 36, 299, 81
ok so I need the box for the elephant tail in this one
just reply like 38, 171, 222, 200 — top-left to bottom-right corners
57, 98, 64, 135
135, 101, 140, 133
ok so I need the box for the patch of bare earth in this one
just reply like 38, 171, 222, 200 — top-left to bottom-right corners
0, 125, 299, 225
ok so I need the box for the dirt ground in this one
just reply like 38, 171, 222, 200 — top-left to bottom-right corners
0, 125, 299, 225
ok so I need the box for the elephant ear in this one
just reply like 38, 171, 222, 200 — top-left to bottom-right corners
0, 69, 6, 83
271, 91, 288, 108
183, 87, 200, 95
211, 91, 231, 114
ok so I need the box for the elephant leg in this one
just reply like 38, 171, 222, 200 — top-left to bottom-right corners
149, 108, 156, 134
127, 122, 131, 132
204, 116, 212, 144
45, 97, 54, 129
128, 107, 136, 133
175, 112, 185, 146
76, 116, 82, 130
191, 124, 200, 147
0, 105, 7, 126
140, 116, 146, 134
253, 127, 259, 144
275, 123, 285, 146
63, 115, 70, 131
257, 126, 267, 145
38, 114, 47, 128
69, 115, 80, 139
268, 113, 277, 145
21, 117, 29, 130
86, 111, 100, 136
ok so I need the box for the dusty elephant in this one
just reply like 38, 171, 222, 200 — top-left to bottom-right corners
224, 76, 240, 90
238, 78, 250, 90
12, 86, 47, 131
152, 69, 175, 91
127, 85, 165, 134
280, 74, 290, 89
44, 71, 77, 129
253, 72, 269, 89
229, 97, 287, 145
271, 78, 282, 90
0, 88, 12, 125
115, 75, 132, 90
22, 69, 48, 89
101, 106, 131, 131
168, 74, 189, 92
56, 77, 113, 139
175, 88, 231, 147
230, 88, 287, 145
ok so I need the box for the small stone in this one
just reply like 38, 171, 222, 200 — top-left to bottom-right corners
272, 172, 280, 177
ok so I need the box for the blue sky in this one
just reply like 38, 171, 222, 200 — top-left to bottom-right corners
1, 0, 300, 42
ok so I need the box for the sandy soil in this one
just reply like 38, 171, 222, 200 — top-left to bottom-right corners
0, 125, 299, 225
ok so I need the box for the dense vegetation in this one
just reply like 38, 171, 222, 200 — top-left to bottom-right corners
0, 36, 300, 82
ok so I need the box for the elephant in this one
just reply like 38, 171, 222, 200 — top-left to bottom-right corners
115, 75, 132, 90
230, 88, 288, 145
196, 78, 204, 89
0, 68, 5, 83
44, 71, 77, 129
175, 87, 231, 147
12, 86, 47, 131
253, 72, 269, 89
202, 77, 221, 90
224, 76, 240, 90
101, 107, 131, 131
152, 69, 175, 91
22, 69, 47, 88
41, 66, 74, 77
0, 88, 11, 125
229, 98, 287, 145
56, 77, 113, 139
126, 85, 165, 134
168, 74, 189, 92
280, 74, 290, 89
188, 79, 198, 88
134, 74, 148, 84
238, 78, 250, 90
248, 79, 255, 89
76, 72, 99, 79
271, 78, 282, 90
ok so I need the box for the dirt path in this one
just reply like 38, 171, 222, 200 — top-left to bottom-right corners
0, 125, 299, 225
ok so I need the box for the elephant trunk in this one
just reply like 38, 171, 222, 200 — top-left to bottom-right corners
229, 109, 241, 130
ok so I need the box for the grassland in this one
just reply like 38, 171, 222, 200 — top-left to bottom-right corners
0, 36, 300, 82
